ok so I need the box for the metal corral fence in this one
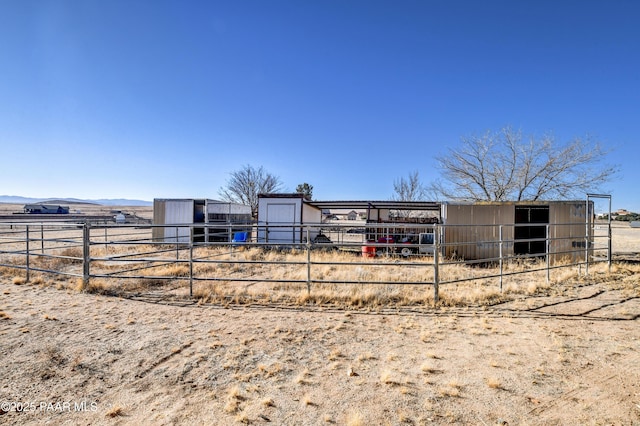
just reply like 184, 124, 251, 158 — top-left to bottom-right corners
0, 221, 611, 303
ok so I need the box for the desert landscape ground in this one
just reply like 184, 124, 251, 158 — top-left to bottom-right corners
0, 204, 639, 425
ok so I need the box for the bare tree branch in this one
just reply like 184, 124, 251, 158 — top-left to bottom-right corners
391, 171, 429, 218
392, 171, 427, 202
218, 165, 284, 218
429, 127, 618, 202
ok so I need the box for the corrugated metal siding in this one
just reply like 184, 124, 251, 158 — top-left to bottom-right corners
549, 202, 589, 263
442, 201, 590, 262
207, 202, 251, 215
163, 200, 193, 243
164, 200, 194, 223
152, 200, 166, 241
443, 204, 514, 260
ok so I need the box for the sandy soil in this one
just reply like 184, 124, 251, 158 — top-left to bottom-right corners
1, 271, 639, 425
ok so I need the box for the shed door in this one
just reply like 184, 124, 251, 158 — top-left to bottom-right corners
266, 203, 297, 243
514, 206, 549, 256
164, 201, 193, 243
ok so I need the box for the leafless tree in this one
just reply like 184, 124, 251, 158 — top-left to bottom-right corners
391, 171, 429, 219
219, 165, 283, 218
392, 171, 427, 202
429, 127, 618, 202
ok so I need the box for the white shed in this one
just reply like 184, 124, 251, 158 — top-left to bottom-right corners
257, 194, 322, 243
153, 198, 251, 243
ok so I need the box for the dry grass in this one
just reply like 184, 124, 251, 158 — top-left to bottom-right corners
3, 237, 639, 309
380, 369, 402, 386
328, 348, 343, 361
187, 247, 548, 307
438, 386, 461, 398
294, 369, 311, 385
12, 276, 26, 285
421, 362, 438, 374
105, 405, 124, 418
185, 253, 639, 308
345, 411, 365, 426
0, 253, 637, 426
224, 385, 245, 414
487, 377, 504, 389
302, 393, 315, 406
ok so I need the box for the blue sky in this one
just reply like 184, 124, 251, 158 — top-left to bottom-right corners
1, 0, 638, 213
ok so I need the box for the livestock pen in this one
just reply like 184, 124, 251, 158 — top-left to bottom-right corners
0, 219, 614, 307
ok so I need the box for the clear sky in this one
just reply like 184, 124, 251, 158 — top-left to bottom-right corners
1, 0, 638, 213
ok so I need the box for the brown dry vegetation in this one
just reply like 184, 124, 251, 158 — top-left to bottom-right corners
0, 212, 639, 424
25, 245, 633, 312
0, 259, 639, 425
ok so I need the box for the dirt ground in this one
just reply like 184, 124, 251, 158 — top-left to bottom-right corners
1, 268, 639, 426
1, 209, 639, 425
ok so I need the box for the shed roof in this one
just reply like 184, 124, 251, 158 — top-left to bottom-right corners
308, 200, 442, 210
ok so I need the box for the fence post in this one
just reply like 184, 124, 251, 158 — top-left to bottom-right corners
82, 222, 90, 290
546, 224, 550, 284
499, 225, 503, 292
176, 226, 180, 260
607, 213, 612, 272
433, 224, 440, 305
189, 241, 194, 298
41, 224, 44, 254
306, 227, 311, 296
584, 235, 589, 276
585, 197, 590, 275
25, 225, 30, 283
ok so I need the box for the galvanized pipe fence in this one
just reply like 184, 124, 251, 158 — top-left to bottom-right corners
0, 221, 611, 303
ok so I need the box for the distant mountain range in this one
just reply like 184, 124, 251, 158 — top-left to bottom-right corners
0, 195, 152, 206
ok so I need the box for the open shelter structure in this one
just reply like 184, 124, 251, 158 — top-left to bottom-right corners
153, 199, 251, 243
257, 194, 596, 262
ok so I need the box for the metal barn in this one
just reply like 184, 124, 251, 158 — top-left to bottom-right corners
153, 198, 252, 243
441, 201, 592, 262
